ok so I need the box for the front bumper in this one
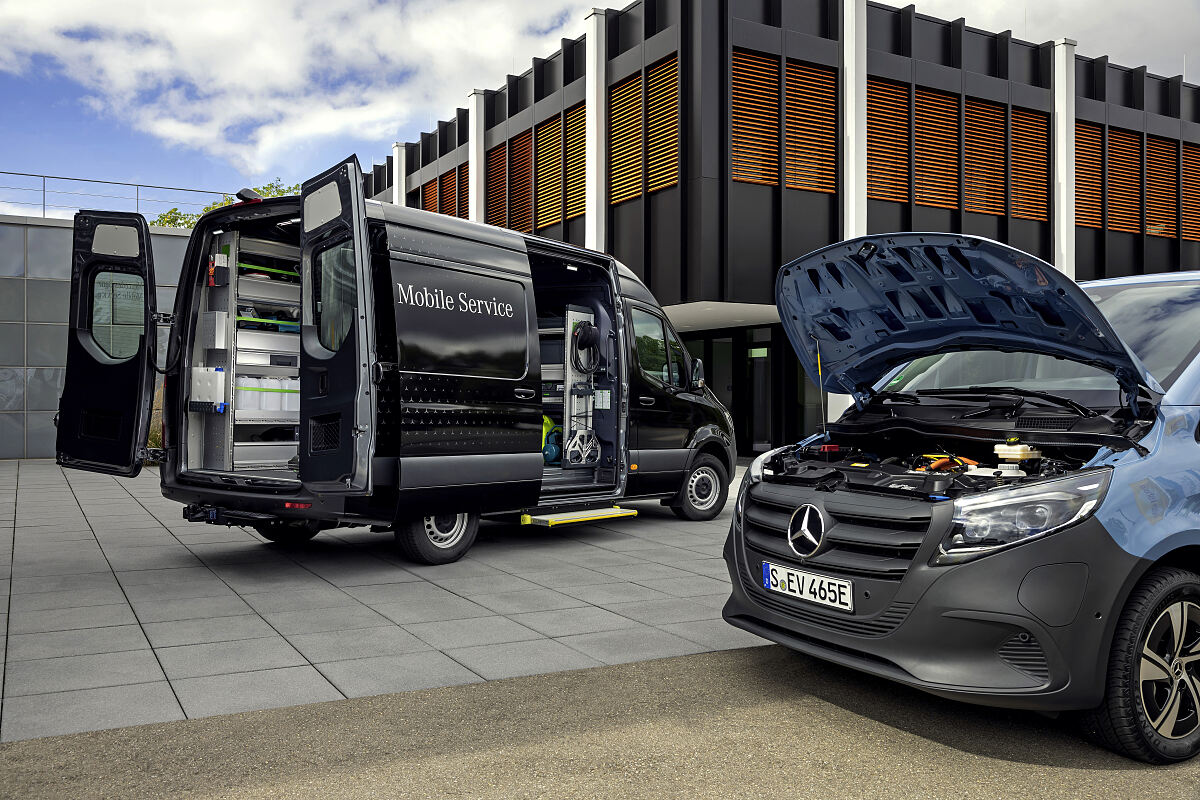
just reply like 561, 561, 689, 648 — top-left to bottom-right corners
723, 498, 1149, 711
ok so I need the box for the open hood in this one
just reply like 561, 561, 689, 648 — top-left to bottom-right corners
776, 234, 1163, 409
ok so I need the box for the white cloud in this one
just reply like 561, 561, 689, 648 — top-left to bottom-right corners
875, 0, 1198, 83
0, 0, 593, 176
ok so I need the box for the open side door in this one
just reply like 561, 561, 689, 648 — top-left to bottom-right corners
299, 156, 376, 494
56, 211, 158, 476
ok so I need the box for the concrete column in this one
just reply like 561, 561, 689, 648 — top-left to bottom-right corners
1052, 38, 1078, 278
840, 0, 867, 240
468, 90, 487, 222
391, 142, 405, 206
584, 8, 609, 251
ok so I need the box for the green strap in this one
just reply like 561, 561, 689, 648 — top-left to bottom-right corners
237, 262, 298, 277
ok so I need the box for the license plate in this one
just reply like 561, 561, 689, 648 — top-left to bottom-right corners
762, 561, 854, 612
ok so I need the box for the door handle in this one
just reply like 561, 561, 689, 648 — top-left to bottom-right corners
638, 396, 656, 406
514, 388, 536, 399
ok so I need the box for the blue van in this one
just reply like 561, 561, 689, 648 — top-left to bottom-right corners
723, 234, 1200, 763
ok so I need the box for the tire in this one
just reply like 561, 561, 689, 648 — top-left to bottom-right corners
670, 455, 729, 521
1078, 566, 1200, 763
253, 520, 321, 545
395, 512, 479, 565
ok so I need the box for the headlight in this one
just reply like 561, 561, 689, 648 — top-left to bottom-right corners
736, 446, 789, 518
935, 469, 1112, 565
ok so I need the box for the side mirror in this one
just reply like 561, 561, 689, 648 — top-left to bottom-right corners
691, 358, 706, 389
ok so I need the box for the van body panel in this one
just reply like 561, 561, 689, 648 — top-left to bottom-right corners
56, 211, 158, 477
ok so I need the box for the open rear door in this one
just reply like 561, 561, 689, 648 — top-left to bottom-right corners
299, 156, 376, 494
56, 211, 158, 476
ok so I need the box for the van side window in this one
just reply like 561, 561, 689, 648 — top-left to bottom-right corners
313, 240, 356, 351
631, 308, 671, 385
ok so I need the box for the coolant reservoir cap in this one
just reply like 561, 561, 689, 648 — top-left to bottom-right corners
994, 442, 1041, 461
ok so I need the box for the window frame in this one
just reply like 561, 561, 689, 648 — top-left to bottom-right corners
629, 303, 689, 390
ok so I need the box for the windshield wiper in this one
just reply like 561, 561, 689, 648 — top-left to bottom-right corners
867, 390, 921, 405
915, 386, 1099, 418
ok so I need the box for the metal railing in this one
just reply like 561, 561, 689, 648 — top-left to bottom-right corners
0, 170, 230, 220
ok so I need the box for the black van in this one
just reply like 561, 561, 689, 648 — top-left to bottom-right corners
55, 156, 735, 563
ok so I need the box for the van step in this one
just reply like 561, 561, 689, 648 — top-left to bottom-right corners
520, 507, 638, 527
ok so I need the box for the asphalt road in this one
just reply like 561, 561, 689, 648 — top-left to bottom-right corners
2, 645, 1197, 800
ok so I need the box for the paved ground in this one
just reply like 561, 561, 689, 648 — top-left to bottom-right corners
3, 645, 1198, 799
0, 459, 759, 742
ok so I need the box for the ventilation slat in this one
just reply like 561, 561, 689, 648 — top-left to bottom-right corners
421, 179, 437, 213
438, 169, 456, 216
732, 49, 780, 186
964, 99, 1005, 215
914, 89, 959, 209
647, 55, 679, 194
1010, 108, 1049, 221
1146, 137, 1178, 238
609, 74, 643, 204
457, 164, 468, 219
1185, 143, 1200, 242
867, 79, 910, 203
564, 103, 586, 220
485, 144, 507, 227
1075, 122, 1103, 228
1107, 128, 1141, 234
785, 62, 836, 193
509, 129, 533, 234
535, 117, 563, 229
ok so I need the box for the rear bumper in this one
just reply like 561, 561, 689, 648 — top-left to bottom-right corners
723, 511, 1148, 711
161, 471, 345, 523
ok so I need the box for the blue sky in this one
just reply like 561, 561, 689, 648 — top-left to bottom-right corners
0, 0, 1195, 222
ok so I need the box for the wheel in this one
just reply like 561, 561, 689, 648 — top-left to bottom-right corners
670, 455, 729, 521
395, 512, 479, 565
253, 520, 321, 545
1079, 566, 1200, 763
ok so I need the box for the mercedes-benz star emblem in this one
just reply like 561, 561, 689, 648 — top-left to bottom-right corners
787, 504, 825, 558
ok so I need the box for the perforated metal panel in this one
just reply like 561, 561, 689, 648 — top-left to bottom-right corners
508, 129, 533, 233
965, 99, 1005, 216
485, 144, 507, 227
867, 79, 909, 203
439, 169, 457, 217
785, 61, 836, 194
1075, 122, 1103, 228
1185, 143, 1200, 242
1010, 108, 1049, 221
914, 89, 959, 210
731, 49, 779, 186
421, 180, 437, 213
564, 103, 586, 220
535, 116, 563, 229
609, 74, 644, 203
1107, 128, 1141, 233
456, 164, 469, 219
646, 55, 679, 194
1146, 137, 1178, 238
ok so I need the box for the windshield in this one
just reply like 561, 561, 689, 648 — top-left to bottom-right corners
886, 279, 1200, 404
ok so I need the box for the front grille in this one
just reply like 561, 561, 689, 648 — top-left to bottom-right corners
997, 634, 1050, 682
742, 483, 932, 581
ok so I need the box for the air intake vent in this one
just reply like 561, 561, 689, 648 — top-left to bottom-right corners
997, 633, 1050, 683
1016, 416, 1076, 431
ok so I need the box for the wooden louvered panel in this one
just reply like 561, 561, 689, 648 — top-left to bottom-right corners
914, 88, 959, 209
1075, 122, 1103, 228
456, 164, 469, 219
439, 170, 456, 216
609, 74, 643, 204
1146, 137, 1178, 238
867, 79, 910, 203
535, 117, 563, 228
1010, 109, 1050, 222
731, 49, 780, 186
485, 145, 507, 227
784, 62, 836, 193
1184, 143, 1200, 241
564, 103, 586, 220
508, 129, 534, 233
646, 55, 680, 194
421, 179, 437, 213
1107, 128, 1141, 234
964, 99, 1005, 215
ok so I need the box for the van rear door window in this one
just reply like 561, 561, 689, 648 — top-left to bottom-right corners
391, 260, 528, 379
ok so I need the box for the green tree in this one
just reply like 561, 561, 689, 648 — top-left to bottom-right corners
151, 178, 300, 228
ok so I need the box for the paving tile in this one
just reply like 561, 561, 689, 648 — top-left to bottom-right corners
316, 651, 482, 698
240, 587, 359, 614
588, 563, 700, 582
156, 636, 306, 679
469, 588, 587, 615
428, 574, 543, 597
405, 615, 541, 650
511, 566, 626, 589
347, 582, 493, 624
0, 682, 184, 742
8, 603, 137, 635
172, 666, 342, 718
400, 559, 504, 581
557, 582, 672, 606
120, 579, 236, 602
262, 605, 390, 635
130, 594, 252, 623
5, 650, 165, 696
634, 574, 729, 598
554, 625, 706, 665
548, 549, 648, 569
7, 624, 149, 661
287, 625, 429, 663
603, 596, 725, 626
658, 619, 771, 651
509, 606, 642, 638
446, 638, 603, 680
8, 586, 129, 613
114, 566, 221, 586
9, 554, 111, 577
141, 614, 277, 648
295, 560, 421, 587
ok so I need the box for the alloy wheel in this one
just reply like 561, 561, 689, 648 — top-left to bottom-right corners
1139, 600, 1200, 739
